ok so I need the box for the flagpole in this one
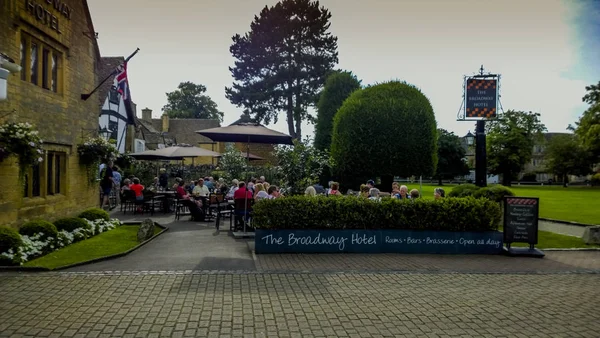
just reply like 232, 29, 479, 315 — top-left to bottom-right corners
81, 48, 140, 101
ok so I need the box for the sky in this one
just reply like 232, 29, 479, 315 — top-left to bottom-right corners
88, 0, 600, 138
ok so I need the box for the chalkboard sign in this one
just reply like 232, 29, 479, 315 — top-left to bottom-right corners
503, 197, 539, 245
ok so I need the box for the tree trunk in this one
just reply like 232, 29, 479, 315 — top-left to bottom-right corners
438, 176, 443, 186
381, 175, 394, 192
502, 172, 511, 186
286, 95, 296, 139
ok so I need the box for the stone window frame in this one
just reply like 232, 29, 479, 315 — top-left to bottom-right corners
19, 32, 63, 94
24, 145, 69, 200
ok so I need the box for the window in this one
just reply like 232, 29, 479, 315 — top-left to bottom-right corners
46, 152, 65, 195
108, 86, 120, 105
108, 120, 118, 141
20, 33, 61, 92
20, 38, 26, 81
24, 164, 41, 198
30, 42, 38, 85
42, 48, 50, 89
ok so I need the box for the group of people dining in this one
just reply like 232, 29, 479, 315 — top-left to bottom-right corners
304, 179, 446, 202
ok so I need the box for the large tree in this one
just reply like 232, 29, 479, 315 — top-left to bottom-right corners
486, 110, 547, 186
570, 81, 600, 160
225, 0, 339, 140
544, 134, 594, 186
163, 82, 224, 122
435, 129, 470, 185
314, 70, 361, 151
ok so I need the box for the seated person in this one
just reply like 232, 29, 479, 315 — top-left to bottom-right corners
234, 182, 253, 200
368, 188, 381, 202
410, 189, 420, 199
176, 181, 203, 208
121, 178, 131, 193
176, 180, 204, 221
130, 178, 145, 202
328, 182, 342, 196
192, 178, 210, 197
267, 185, 281, 199
254, 183, 269, 201
226, 179, 239, 199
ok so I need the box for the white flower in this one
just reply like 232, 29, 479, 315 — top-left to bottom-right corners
38, 157, 43, 162
29, 142, 35, 147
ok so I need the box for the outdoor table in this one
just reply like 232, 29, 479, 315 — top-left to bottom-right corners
155, 191, 177, 213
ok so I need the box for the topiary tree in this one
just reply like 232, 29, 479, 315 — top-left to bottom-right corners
19, 220, 58, 240
314, 70, 362, 151
331, 81, 438, 190
54, 217, 91, 232
78, 208, 110, 222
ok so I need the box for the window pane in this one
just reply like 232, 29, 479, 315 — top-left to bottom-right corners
30, 43, 38, 84
20, 38, 26, 81
32, 164, 40, 197
42, 48, 49, 89
109, 120, 118, 141
51, 53, 58, 92
47, 153, 54, 195
55, 154, 61, 194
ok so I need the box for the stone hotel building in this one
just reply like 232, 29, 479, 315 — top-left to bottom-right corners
0, 0, 101, 227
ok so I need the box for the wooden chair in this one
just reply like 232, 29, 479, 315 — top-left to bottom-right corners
120, 190, 136, 213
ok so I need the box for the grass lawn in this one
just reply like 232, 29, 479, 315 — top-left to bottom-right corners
497, 226, 599, 249
404, 183, 599, 225
24, 225, 162, 270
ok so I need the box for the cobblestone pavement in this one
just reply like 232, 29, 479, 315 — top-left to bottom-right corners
0, 271, 599, 338
254, 251, 600, 273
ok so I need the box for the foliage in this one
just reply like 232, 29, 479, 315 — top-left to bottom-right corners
448, 184, 480, 198
570, 82, 600, 160
544, 133, 594, 183
273, 138, 330, 195
435, 129, 469, 185
54, 217, 91, 232
486, 110, 546, 186
163, 82, 224, 122
591, 173, 600, 186
225, 0, 339, 139
520, 173, 537, 182
331, 81, 438, 189
218, 143, 248, 181
0, 227, 23, 266
314, 70, 361, 151
1, 218, 121, 266
78, 208, 110, 222
78, 137, 119, 182
114, 153, 137, 171
252, 196, 501, 231
472, 186, 515, 203
18, 220, 58, 241
0, 122, 45, 177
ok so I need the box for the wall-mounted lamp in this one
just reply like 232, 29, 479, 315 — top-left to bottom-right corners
0, 53, 23, 101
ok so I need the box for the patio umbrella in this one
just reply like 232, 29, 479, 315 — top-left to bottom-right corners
129, 146, 221, 160
196, 118, 294, 236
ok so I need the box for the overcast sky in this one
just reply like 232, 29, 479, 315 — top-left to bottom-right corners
88, 0, 600, 138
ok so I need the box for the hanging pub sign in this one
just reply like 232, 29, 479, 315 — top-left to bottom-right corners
503, 197, 544, 258
464, 77, 498, 119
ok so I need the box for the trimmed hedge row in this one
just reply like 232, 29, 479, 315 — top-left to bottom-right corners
252, 196, 501, 231
449, 184, 514, 203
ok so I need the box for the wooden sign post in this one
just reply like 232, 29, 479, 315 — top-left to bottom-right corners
503, 197, 544, 258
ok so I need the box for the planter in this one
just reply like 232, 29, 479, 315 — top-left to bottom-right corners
255, 229, 503, 254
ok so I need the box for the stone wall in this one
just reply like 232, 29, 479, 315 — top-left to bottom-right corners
0, 0, 100, 228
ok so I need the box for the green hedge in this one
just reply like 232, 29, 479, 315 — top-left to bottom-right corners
78, 208, 110, 222
252, 196, 501, 231
54, 217, 91, 232
449, 184, 514, 203
19, 220, 58, 240
0, 226, 23, 265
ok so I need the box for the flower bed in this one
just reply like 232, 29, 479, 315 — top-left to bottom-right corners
252, 196, 504, 254
0, 208, 121, 266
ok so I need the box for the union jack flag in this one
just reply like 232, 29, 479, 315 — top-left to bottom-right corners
115, 62, 130, 101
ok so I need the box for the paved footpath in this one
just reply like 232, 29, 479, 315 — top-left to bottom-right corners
0, 271, 599, 338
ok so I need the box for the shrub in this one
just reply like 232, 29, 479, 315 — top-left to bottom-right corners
448, 184, 480, 198
473, 185, 515, 203
331, 81, 438, 189
78, 208, 109, 222
252, 196, 501, 231
521, 173, 537, 182
0, 226, 22, 252
19, 220, 58, 240
591, 173, 600, 186
54, 217, 91, 232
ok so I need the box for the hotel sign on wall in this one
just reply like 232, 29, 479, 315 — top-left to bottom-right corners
24, 0, 72, 34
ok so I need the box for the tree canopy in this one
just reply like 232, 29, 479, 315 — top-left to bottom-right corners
331, 81, 437, 190
544, 134, 594, 185
435, 129, 469, 185
486, 110, 546, 186
571, 80, 600, 160
163, 82, 224, 122
314, 70, 361, 151
225, 0, 339, 140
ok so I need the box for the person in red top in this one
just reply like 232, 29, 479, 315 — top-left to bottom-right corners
130, 178, 145, 201
233, 182, 253, 200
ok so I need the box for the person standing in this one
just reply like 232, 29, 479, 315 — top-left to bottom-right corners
112, 166, 122, 208
100, 160, 114, 210
159, 168, 169, 190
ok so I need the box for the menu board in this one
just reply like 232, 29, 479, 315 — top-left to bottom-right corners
503, 197, 539, 244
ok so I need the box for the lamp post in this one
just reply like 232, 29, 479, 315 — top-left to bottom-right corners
464, 131, 475, 146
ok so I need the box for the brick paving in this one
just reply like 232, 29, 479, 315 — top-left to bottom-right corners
0, 271, 599, 337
